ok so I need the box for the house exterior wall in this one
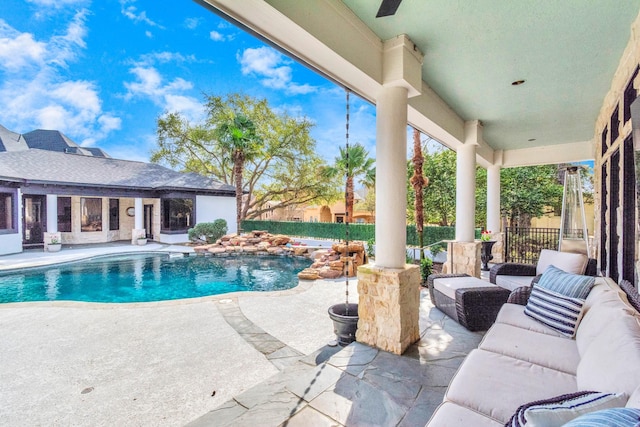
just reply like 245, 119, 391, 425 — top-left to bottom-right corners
0, 187, 22, 255
195, 195, 237, 233
594, 12, 640, 281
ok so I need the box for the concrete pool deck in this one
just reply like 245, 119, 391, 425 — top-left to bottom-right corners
0, 244, 482, 426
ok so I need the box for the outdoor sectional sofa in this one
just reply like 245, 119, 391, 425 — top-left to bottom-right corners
426, 275, 640, 426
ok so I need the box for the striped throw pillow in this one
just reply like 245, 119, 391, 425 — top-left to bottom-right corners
524, 285, 585, 337
506, 391, 628, 427
537, 265, 595, 299
562, 408, 640, 427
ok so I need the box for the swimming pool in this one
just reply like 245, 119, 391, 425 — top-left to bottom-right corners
0, 253, 312, 303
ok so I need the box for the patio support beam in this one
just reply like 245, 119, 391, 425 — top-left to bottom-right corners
374, 85, 410, 269
486, 164, 501, 233
132, 198, 145, 244
455, 121, 481, 242
357, 35, 422, 355
46, 194, 57, 234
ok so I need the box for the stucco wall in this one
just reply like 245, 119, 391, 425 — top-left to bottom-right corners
195, 195, 237, 233
0, 188, 21, 255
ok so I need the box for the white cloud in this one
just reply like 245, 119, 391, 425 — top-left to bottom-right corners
145, 30, 152, 38
209, 30, 224, 42
137, 51, 196, 65
119, 0, 164, 29
0, 22, 46, 72
238, 46, 317, 95
0, 13, 121, 145
123, 66, 204, 122
184, 17, 201, 30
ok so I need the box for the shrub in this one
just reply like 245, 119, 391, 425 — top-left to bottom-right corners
366, 237, 375, 259
420, 257, 433, 283
188, 219, 228, 243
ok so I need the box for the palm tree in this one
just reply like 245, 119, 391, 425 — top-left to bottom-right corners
324, 143, 375, 224
216, 114, 262, 233
410, 128, 428, 260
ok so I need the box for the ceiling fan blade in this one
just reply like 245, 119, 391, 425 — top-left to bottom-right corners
376, 0, 403, 17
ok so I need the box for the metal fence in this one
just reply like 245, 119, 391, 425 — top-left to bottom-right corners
504, 227, 560, 264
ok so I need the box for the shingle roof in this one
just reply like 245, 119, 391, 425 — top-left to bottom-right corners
21, 129, 110, 158
0, 149, 235, 195
0, 124, 29, 152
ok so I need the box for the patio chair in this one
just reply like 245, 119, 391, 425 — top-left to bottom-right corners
489, 249, 597, 291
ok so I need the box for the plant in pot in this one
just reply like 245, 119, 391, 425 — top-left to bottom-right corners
480, 230, 496, 271
137, 236, 148, 245
48, 237, 62, 252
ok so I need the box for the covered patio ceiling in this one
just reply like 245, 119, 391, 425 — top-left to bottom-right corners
198, 0, 640, 167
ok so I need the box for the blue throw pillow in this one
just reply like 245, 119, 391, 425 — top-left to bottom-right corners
537, 265, 595, 299
562, 407, 640, 426
524, 285, 585, 337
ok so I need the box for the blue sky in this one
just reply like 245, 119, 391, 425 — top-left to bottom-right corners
0, 0, 378, 163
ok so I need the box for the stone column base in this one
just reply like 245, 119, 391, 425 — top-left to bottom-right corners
443, 241, 482, 278
356, 263, 421, 355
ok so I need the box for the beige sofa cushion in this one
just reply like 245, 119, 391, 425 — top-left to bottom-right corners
577, 312, 640, 395
479, 323, 580, 374
445, 349, 577, 423
427, 402, 502, 427
576, 280, 634, 356
494, 303, 565, 337
433, 276, 496, 300
536, 249, 588, 275
495, 275, 534, 292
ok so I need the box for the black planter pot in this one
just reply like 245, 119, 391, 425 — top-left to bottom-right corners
480, 240, 496, 271
328, 303, 359, 346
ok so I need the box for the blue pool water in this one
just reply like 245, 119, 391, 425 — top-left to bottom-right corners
0, 253, 312, 303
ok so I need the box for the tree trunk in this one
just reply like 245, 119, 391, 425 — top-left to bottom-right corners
410, 128, 426, 260
234, 152, 244, 233
346, 176, 354, 224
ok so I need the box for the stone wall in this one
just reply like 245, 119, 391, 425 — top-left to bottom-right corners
442, 241, 481, 278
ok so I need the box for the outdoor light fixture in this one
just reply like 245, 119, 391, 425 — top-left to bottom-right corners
558, 165, 590, 256
511, 80, 526, 86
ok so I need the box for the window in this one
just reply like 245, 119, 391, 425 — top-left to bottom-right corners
161, 198, 193, 232
0, 192, 14, 231
57, 197, 71, 232
610, 106, 620, 143
109, 199, 119, 231
624, 66, 639, 123
81, 198, 102, 232
601, 126, 608, 157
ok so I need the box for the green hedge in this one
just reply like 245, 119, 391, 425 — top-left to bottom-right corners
242, 220, 480, 246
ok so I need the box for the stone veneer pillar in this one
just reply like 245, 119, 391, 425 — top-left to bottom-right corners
132, 197, 145, 244
357, 35, 424, 355
443, 241, 482, 278
356, 263, 421, 355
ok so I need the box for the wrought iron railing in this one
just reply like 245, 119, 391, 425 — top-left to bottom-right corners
504, 227, 560, 264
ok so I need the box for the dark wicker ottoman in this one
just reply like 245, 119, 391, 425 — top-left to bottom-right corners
427, 274, 511, 331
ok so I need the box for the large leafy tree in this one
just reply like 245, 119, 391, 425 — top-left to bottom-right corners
216, 114, 262, 233
476, 164, 565, 228
323, 143, 375, 223
421, 146, 457, 226
153, 93, 339, 226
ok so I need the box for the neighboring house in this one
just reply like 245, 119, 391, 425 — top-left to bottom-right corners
0, 125, 236, 256
257, 191, 374, 224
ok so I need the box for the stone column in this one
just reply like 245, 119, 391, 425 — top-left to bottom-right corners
132, 197, 145, 244
357, 35, 423, 355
